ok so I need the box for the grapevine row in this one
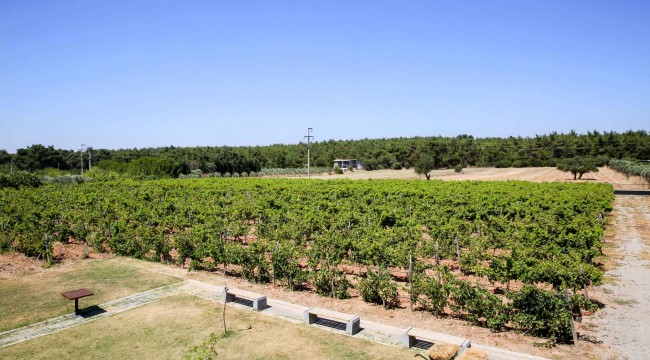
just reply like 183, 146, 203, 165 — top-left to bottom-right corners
0, 178, 613, 342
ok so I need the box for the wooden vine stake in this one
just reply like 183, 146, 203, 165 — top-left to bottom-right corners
579, 264, 590, 302
435, 241, 441, 282
272, 240, 280, 287
564, 288, 578, 345
408, 254, 413, 312
455, 236, 461, 267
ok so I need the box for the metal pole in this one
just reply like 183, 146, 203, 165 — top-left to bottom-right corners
304, 128, 313, 179
88, 147, 92, 171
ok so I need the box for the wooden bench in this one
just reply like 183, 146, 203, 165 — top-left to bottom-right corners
402, 326, 470, 351
221, 288, 267, 311
61, 288, 94, 316
303, 307, 360, 335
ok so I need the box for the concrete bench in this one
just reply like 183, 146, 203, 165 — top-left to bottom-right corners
303, 307, 360, 335
221, 288, 267, 311
402, 326, 470, 351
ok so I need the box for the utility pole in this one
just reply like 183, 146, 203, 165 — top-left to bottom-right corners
304, 128, 313, 179
88, 146, 92, 171
80, 144, 86, 176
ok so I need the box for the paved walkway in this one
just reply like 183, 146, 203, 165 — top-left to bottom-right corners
1, 278, 547, 360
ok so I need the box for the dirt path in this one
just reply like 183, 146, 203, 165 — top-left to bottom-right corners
586, 196, 650, 359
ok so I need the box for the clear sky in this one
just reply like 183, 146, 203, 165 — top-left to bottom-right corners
1, 1, 649, 152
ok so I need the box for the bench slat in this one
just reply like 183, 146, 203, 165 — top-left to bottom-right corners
228, 289, 263, 300
307, 307, 356, 322
304, 307, 361, 335
406, 328, 465, 345
221, 287, 267, 311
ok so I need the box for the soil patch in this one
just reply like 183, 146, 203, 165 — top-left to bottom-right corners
0, 253, 44, 279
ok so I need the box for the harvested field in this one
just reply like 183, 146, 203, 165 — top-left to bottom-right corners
307, 166, 649, 190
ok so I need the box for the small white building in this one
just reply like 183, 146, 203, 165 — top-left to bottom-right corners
333, 159, 363, 170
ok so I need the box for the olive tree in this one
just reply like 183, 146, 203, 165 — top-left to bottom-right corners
557, 157, 599, 180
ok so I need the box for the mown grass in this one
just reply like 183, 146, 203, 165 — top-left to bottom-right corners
1, 294, 413, 360
0, 258, 181, 331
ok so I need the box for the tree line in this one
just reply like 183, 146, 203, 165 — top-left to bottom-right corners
1, 130, 648, 176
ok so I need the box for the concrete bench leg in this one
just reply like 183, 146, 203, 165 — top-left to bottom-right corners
402, 327, 415, 348
303, 307, 316, 325
253, 296, 267, 311
346, 316, 361, 335
221, 289, 236, 304
457, 338, 472, 357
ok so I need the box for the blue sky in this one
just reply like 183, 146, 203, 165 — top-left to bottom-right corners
1, 1, 649, 152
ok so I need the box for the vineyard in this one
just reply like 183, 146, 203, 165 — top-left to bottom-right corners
0, 179, 613, 343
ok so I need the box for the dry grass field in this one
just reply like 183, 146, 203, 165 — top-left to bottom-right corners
0, 293, 414, 360
307, 166, 649, 190
0, 258, 181, 332
0, 258, 414, 360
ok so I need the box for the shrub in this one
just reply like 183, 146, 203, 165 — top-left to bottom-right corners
454, 164, 464, 173
447, 277, 509, 330
42, 174, 87, 184
237, 243, 271, 283
174, 233, 195, 268
313, 267, 350, 299
334, 167, 344, 174
413, 274, 448, 316
271, 242, 307, 290
508, 285, 573, 342
362, 159, 380, 171
0, 233, 12, 253
357, 266, 400, 308
609, 159, 650, 183
0, 171, 42, 189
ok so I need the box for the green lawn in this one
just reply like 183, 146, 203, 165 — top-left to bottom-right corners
1, 294, 413, 360
0, 258, 181, 331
